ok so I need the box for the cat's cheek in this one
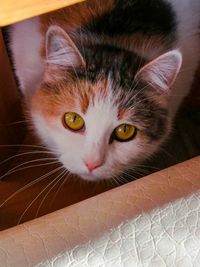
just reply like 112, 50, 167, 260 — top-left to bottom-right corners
31, 112, 58, 148
59, 153, 86, 172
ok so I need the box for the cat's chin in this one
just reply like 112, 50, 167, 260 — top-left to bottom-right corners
78, 173, 108, 182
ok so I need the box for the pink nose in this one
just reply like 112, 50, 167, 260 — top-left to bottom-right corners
84, 160, 102, 172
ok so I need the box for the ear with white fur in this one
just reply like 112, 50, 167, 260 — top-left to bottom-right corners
45, 25, 85, 68
135, 50, 182, 94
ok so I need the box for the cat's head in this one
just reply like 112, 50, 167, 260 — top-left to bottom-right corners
30, 26, 182, 181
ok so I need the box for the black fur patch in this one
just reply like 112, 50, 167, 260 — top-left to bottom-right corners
77, 44, 145, 87
88, 0, 176, 38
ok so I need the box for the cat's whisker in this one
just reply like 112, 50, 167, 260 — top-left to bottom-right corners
110, 175, 122, 186
2, 119, 32, 126
17, 168, 66, 224
9, 160, 60, 175
117, 171, 130, 184
117, 175, 126, 184
120, 173, 134, 184
122, 171, 139, 181
35, 169, 68, 217
132, 90, 158, 107
124, 170, 145, 179
125, 162, 159, 177
124, 172, 137, 182
0, 166, 64, 209
0, 158, 59, 180
0, 150, 60, 166
123, 83, 155, 111
4, 157, 58, 173
125, 171, 148, 179
126, 95, 159, 113
131, 82, 153, 102
129, 163, 160, 170
0, 144, 59, 153
108, 176, 115, 187
48, 170, 70, 208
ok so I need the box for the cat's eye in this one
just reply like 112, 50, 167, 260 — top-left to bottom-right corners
113, 124, 136, 142
63, 112, 85, 131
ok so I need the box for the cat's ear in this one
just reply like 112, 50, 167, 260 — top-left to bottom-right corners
45, 25, 85, 68
135, 50, 182, 94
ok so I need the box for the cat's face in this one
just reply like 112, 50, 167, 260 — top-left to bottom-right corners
31, 78, 166, 181
30, 26, 182, 181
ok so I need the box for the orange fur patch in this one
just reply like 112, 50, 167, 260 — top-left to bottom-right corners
31, 77, 109, 121
31, 85, 75, 118
80, 79, 109, 113
118, 109, 129, 120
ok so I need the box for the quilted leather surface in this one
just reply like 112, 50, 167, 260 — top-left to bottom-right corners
0, 156, 200, 266
53, 192, 200, 267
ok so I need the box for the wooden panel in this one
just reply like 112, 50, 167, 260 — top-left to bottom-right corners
0, 30, 25, 173
0, 0, 84, 26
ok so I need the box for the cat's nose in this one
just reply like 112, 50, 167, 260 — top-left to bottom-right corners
83, 160, 102, 172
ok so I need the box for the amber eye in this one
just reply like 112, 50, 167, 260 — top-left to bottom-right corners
63, 112, 85, 131
113, 124, 136, 142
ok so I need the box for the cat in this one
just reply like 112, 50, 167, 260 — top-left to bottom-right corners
10, 0, 200, 181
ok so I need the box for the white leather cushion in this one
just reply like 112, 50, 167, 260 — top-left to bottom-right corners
47, 192, 200, 267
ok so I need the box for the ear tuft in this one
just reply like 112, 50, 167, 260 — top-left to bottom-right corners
135, 50, 182, 93
46, 25, 85, 68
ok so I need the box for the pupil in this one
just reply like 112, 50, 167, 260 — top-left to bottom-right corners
73, 115, 77, 123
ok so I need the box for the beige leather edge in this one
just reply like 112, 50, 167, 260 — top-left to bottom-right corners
0, 0, 84, 26
0, 156, 200, 266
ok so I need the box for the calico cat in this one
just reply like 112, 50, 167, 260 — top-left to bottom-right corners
10, 0, 200, 181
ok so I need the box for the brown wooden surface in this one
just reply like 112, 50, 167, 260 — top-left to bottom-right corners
0, 0, 84, 26
0, 30, 25, 173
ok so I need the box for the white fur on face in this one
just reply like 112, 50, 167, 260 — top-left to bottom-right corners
31, 90, 149, 181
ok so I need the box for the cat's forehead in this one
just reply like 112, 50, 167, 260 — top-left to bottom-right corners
77, 78, 110, 113
32, 76, 134, 120
75, 78, 134, 120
